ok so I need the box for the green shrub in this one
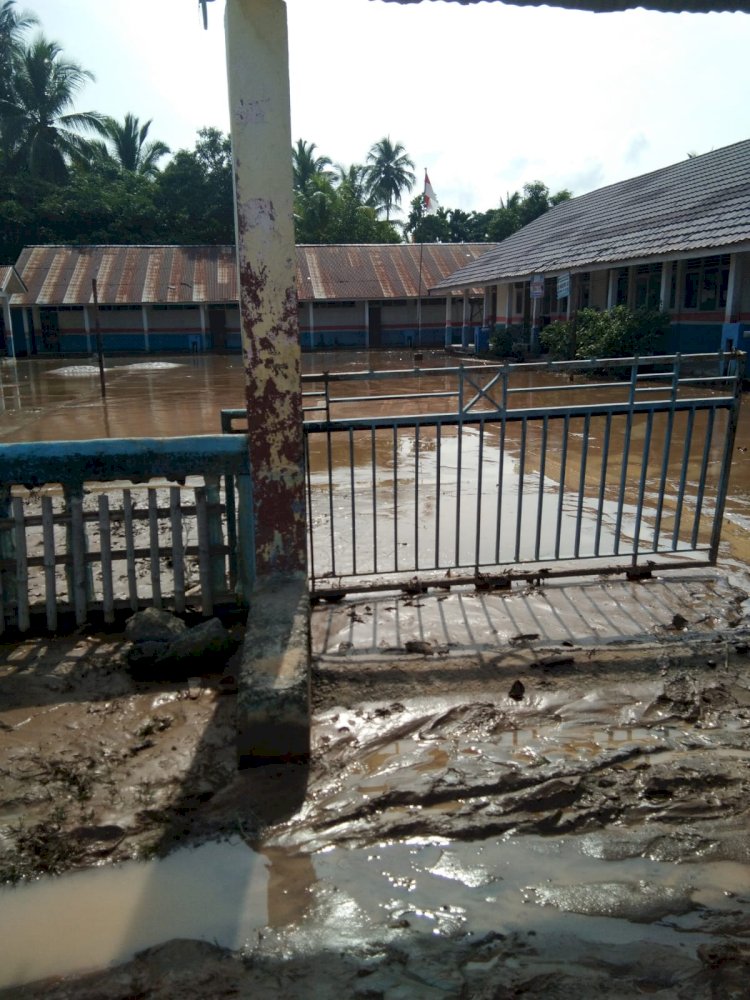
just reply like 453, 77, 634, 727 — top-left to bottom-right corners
540, 320, 576, 360
541, 307, 670, 362
490, 325, 527, 360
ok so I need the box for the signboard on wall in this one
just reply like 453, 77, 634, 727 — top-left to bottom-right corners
557, 273, 571, 299
530, 274, 545, 299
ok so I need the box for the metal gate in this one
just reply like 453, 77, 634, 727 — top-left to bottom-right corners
302, 352, 744, 598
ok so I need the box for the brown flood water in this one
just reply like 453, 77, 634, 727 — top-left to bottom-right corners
2, 350, 750, 565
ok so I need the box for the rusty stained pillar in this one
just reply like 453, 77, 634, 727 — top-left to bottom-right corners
225, 0, 306, 581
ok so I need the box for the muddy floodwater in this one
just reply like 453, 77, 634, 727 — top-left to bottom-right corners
2, 350, 750, 997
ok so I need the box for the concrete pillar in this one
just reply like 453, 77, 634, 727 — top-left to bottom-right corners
444, 295, 452, 348
1, 296, 14, 359
461, 292, 470, 347
227, 0, 306, 581
199, 303, 208, 351
83, 305, 93, 354
607, 270, 617, 309
140, 305, 150, 353
21, 308, 29, 355
725, 253, 743, 323
364, 300, 369, 349
308, 300, 315, 350
226, 0, 309, 764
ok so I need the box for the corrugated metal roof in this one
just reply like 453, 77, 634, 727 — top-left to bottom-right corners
11, 244, 494, 307
377, 1, 750, 12
12, 246, 240, 307
295, 244, 492, 301
434, 139, 750, 291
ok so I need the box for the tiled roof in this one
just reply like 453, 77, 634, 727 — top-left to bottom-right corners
11, 244, 495, 307
377, 1, 750, 11
433, 139, 750, 291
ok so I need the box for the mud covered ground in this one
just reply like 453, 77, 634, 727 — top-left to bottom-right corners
2, 575, 750, 997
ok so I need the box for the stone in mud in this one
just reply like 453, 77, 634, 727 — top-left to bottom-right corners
159, 618, 234, 667
125, 610, 235, 676
125, 608, 188, 644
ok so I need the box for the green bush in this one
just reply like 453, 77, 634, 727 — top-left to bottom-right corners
490, 325, 527, 360
540, 319, 576, 360
540, 307, 670, 362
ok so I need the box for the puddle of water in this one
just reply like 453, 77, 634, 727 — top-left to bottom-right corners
2, 825, 750, 990
0, 840, 268, 988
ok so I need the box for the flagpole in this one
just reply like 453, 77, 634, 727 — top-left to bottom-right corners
415, 167, 429, 356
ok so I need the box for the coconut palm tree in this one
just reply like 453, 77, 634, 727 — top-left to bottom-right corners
1, 36, 108, 182
102, 113, 170, 177
292, 139, 332, 196
365, 137, 415, 223
0, 1, 37, 105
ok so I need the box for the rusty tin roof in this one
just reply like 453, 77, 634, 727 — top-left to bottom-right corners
12, 246, 239, 307
295, 244, 491, 301
11, 244, 494, 307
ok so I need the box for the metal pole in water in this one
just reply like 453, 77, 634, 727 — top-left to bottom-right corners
91, 279, 106, 400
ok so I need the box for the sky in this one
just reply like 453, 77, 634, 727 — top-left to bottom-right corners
20, 0, 750, 220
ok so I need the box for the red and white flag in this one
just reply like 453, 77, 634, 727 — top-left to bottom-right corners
423, 171, 440, 215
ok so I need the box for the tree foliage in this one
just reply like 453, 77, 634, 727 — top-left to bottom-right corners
1, 35, 108, 182
101, 113, 170, 177
365, 137, 415, 223
0, 4, 576, 261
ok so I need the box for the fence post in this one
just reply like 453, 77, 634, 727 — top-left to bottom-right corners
64, 484, 92, 627
0, 486, 16, 632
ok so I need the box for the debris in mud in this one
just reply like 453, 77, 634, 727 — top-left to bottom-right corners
508, 679, 525, 701
404, 639, 434, 655
125, 609, 237, 677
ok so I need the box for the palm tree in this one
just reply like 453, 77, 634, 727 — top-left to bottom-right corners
0, 0, 37, 104
292, 139, 332, 196
365, 137, 415, 223
0, 0, 37, 60
1, 36, 108, 182
103, 113, 170, 177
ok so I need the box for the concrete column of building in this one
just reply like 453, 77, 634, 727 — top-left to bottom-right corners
461, 292, 470, 348
22, 307, 31, 355
725, 253, 744, 323
308, 300, 315, 350
607, 270, 617, 310
226, 0, 310, 764
364, 300, 369, 349
444, 295, 452, 349
2, 299, 13, 359
83, 305, 93, 354
199, 303, 208, 351
141, 305, 150, 353
1, 296, 14, 358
